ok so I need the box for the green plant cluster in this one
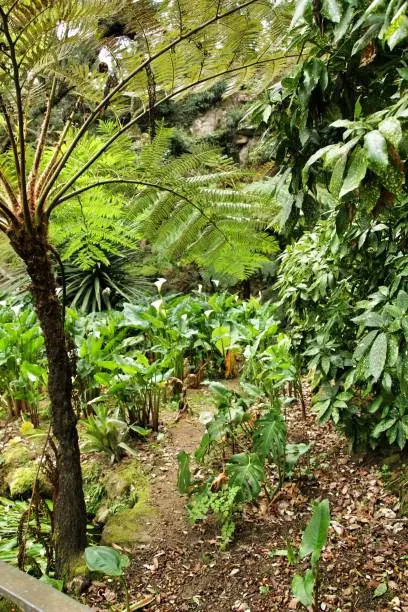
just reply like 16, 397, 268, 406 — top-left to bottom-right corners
178, 369, 311, 547
244, 0, 408, 452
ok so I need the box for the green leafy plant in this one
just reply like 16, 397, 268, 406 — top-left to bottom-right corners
178, 380, 311, 546
81, 404, 136, 463
279, 499, 330, 610
85, 545, 130, 611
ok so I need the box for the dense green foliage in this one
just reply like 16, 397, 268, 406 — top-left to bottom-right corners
242, 0, 408, 452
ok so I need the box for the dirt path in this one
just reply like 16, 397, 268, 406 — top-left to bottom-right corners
85, 392, 408, 612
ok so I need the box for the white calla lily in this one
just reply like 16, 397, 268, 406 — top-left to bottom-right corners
154, 277, 167, 292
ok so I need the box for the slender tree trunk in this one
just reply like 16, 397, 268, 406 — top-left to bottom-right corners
9, 226, 87, 577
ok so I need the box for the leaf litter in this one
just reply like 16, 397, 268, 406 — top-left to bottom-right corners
83, 390, 408, 611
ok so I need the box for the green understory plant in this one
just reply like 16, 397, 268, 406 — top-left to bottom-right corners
278, 499, 330, 611
85, 546, 130, 611
81, 404, 137, 463
178, 382, 311, 547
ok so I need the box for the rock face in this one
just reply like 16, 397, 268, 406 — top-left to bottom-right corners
190, 108, 227, 138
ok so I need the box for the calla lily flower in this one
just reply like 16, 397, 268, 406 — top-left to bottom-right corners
154, 277, 167, 292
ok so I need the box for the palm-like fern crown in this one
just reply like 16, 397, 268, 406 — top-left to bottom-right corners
0, 0, 292, 280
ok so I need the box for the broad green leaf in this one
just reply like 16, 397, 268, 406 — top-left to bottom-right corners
321, 0, 342, 22
364, 131, 389, 175
369, 332, 387, 380
299, 499, 330, 564
285, 443, 312, 467
177, 451, 191, 494
329, 153, 348, 197
372, 417, 397, 438
226, 452, 264, 502
353, 329, 378, 361
85, 546, 129, 577
20, 362, 45, 382
387, 334, 399, 367
194, 433, 210, 463
302, 145, 335, 186
373, 582, 388, 597
385, 14, 408, 50
339, 146, 368, 198
379, 118, 402, 148
292, 569, 315, 607
39, 575, 64, 591
352, 24, 380, 55
368, 396, 383, 413
352, 312, 384, 328
396, 290, 408, 312
334, 4, 354, 41
291, 0, 312, 28
262, 105, 272, 123
252, 408, 287, 460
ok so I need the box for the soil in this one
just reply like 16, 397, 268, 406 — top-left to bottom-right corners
83, 387, 408, 612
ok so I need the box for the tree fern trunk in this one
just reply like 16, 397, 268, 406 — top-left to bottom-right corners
9, 227, 87, 577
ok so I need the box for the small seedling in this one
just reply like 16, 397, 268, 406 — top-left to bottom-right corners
277, 499, 330, 611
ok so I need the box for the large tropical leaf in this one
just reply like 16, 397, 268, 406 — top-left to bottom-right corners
252, 407, 287, 462
226, 452, 265, 502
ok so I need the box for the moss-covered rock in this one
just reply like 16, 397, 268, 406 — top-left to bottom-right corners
5, 464, 52, 499
104, 459, 144, 500
101, 459, 154, 545
3, 438, 32, 467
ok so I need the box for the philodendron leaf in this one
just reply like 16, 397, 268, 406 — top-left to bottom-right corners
364, 130, 389, 175
85, 546, 129, 577
339, 146, 367, 198
177, 451, 191, 494
369, 332, 387, 381
292, 569, 315, 607
321, 0, 342, 22
226, 452, 264, 502
299, 499, 330, 564
252, 408, 287, 461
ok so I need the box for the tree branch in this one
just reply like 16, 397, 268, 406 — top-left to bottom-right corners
0, 197, 19, 226
0, 7, 32, 232
28, 77, 57, 202
44, 54, 293, 211
0, 168, 18, 209
36, 103, 78, 216
36, 0, 260, 208
0, 94, 22, 194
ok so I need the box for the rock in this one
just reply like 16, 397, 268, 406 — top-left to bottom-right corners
67, 575, 91, 595
3, 438, 32, 467
104, 459, 145, 500
101, 459, 154, 546
102, 506, 154, 545
5, 464, 52, 498
95, 505, 110, 524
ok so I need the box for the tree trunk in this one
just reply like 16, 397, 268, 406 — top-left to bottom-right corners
9, 227, 87, 577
